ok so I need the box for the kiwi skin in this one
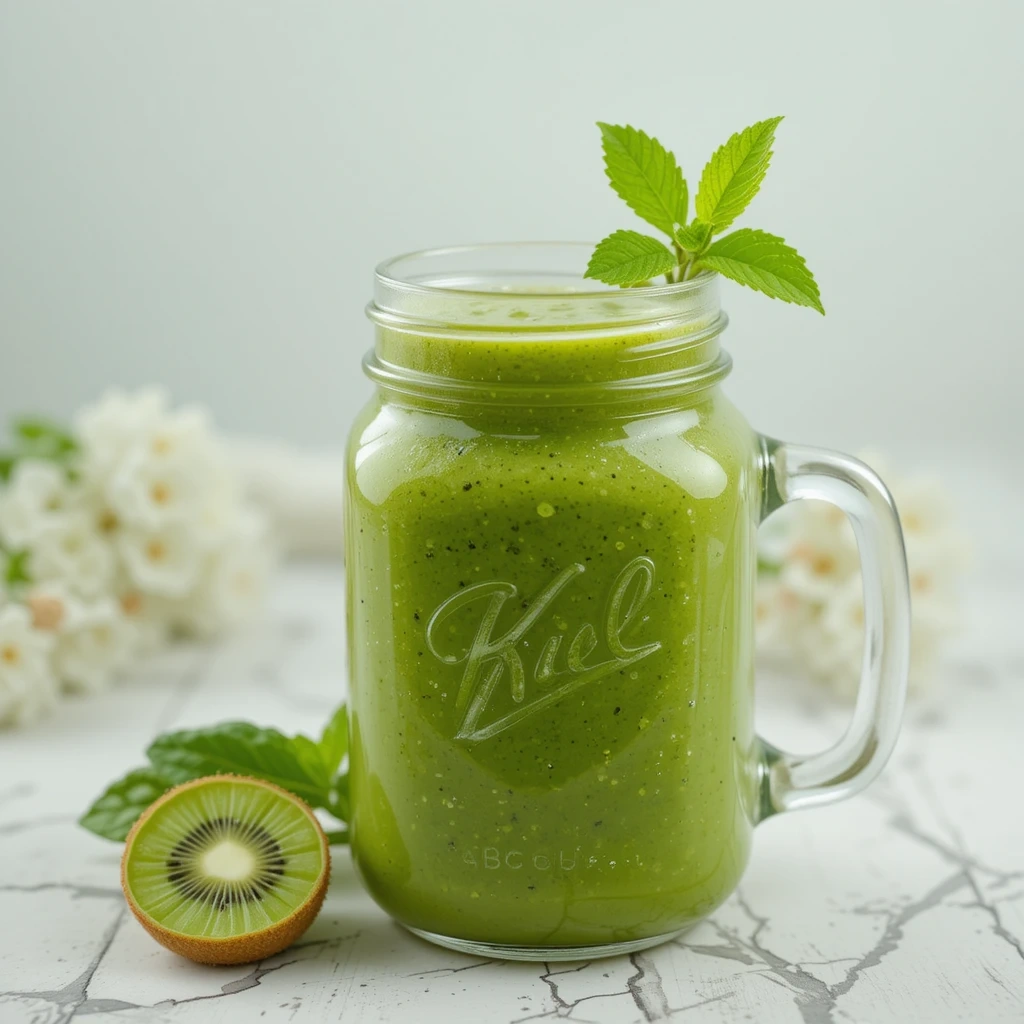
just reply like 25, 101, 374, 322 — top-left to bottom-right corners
121, 774, 331, 966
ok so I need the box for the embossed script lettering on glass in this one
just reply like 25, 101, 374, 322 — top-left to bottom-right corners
426, 557, 663, 742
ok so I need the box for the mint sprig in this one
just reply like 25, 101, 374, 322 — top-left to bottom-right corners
585, 117, 824, 314
79, 702, 351, 843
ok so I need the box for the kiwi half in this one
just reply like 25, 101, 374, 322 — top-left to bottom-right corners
121, 775, 330, 965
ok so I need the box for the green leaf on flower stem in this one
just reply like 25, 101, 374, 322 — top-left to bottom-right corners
318, 702, 349, 777
12, 417, 78, 459
696, 228, 824, 313
79, 767, 173, 842
146, 722, 332, 808
674, 220, 713, 254
695, 117, 783, 231
584, 230, 678, 286
597, 123, 689, 236
5, 550, 32, 587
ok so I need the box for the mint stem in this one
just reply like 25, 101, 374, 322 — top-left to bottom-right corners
325, 828, 349, 845
671, 243, 685, 284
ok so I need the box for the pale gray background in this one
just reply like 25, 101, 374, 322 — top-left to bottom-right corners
1, 0, 1021, 457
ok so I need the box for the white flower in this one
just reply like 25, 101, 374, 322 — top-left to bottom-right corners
108, 447, 213, 530
190, 475, 246, 549
756, 455, 968, 699
28, 511, 116, 599
812, 577, 867, 698
143, 405, 218, 462
177, 512, 275, 637
74, 388, 169, 485
755, 575, 810, 658
0, 460, 75, 548
0, 605, 58, 727
54, 596, 137, 695
116, 588, 171, 654
118, 523, 204, 597
778, 500, 859, 603
0, 389, 280, 728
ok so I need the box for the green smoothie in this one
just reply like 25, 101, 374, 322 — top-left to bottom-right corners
346, 303, 762, 948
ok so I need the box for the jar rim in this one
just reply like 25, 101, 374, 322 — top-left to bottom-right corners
370, 242, 721, 334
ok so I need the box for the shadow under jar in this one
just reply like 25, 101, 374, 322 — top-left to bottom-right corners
345, 243, 910, 961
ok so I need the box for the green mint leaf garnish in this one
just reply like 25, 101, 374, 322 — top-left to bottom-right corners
587, 117, 822, 309
584, 230, 678, 286
146, 722, 332, 807
696, 229, 824, 313
82, 707, 354, 843
598, 123, 688, 236
318, 702, 349, 777
290, 732, 335, 791
79, 768, 173, 842
695, 116, 783, 231
327, 773, 351, 824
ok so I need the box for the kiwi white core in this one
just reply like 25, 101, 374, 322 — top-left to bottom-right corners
202, 840, 256, 882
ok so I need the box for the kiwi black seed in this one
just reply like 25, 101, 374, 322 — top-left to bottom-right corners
121, 775, 330, 965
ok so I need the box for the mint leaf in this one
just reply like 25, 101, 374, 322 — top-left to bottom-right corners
695, 117, 783, 231
585, 230, 677, 286
291, 733, 333, 791
146, 722, 331, 808
674, 220, 713, 253
79, 767, 173, 842
697, 229, 824, 313
318, 703, 349, 777
82, 706, 355, 842
598, 123, 688, 236
327, 774, 350, 824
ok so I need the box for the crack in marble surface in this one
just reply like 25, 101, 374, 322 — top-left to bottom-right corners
870, 757, 1024, 966
40, 934, 365, 1019
513, 980, 627, 1022
66, 955, 305, 1017
684, 871, 975, 1024
407, 959, 495, 978
508, 956, 732, 1023
1, 908, 125, 1023
0, 882, 122, 900
0, 813, 74, 837
626, 953, 671, 1021
0, 783, 34, 808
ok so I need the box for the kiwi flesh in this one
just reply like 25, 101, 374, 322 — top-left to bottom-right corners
121, 775, 330, 965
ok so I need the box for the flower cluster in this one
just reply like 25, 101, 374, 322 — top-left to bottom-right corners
757, 456, 967, 697
0, 390, 274, 727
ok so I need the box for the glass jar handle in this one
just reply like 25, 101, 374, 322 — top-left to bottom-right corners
756, 438, 911, 817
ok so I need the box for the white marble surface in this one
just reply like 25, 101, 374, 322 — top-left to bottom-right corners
1, 558, 1022, 1024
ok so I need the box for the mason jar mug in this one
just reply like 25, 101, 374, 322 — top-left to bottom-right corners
345, 243, 910, 960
